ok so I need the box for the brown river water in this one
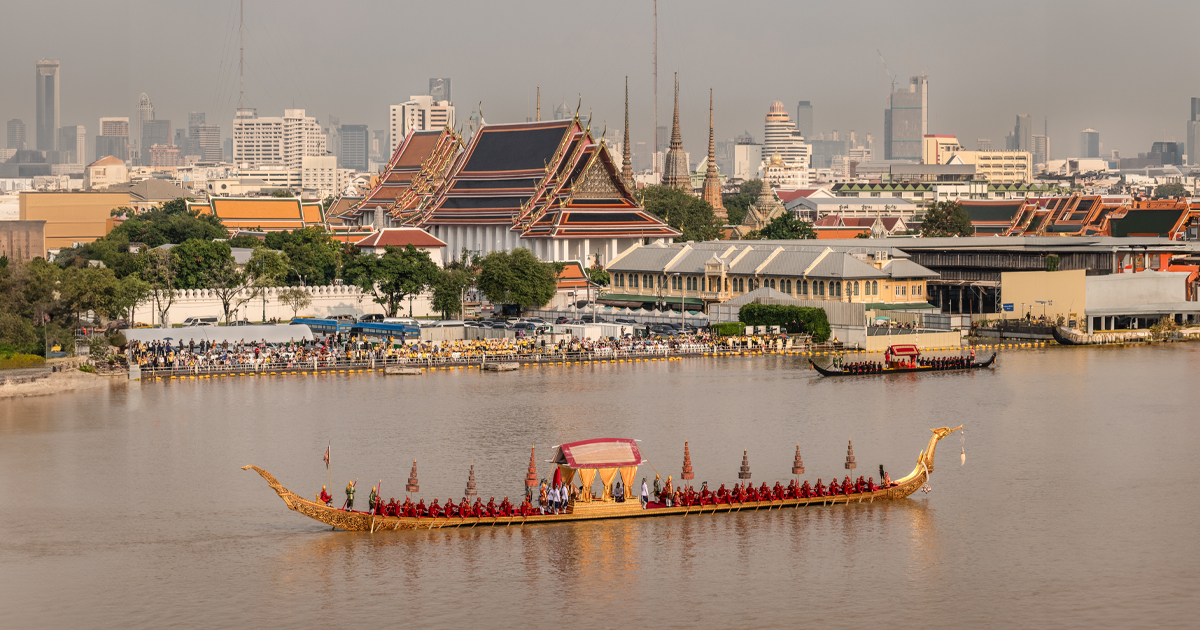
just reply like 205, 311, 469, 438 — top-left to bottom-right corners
2, 345, 1198, 629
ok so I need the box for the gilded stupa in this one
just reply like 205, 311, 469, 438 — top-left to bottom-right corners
739, 161, 786, 235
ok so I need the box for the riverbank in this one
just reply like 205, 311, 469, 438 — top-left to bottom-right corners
0, 368, 119, 399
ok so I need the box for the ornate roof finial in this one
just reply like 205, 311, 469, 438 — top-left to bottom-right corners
622, 76, 633, 187
703, 87, 727, 221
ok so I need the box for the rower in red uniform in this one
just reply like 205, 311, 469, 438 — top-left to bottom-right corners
485, 497, 498, 517
499, 497, 513, 516
472, 498, 484, 517
759, 482, 770, 500
772, 482, 784, 500
444, 498, 457, 517
866, 477, 877, 492
814, 479, 826, 496
801, 480, 813, 498
415, 499, 427, 517
829, 478, 842, 495
401, 498, 414, 517
428, 499, 442, 518
715, 484, 728, 503
843, 476, 853, 495
519, 497, 533, 516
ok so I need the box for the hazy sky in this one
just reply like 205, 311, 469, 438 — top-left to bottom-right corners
3, 0, 1197, 161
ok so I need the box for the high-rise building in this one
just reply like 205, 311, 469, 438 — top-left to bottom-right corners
141, 120, 171, 166
1079, 129, 1100, 158
370, 130, 387, 160
661, 75, 690, 191
1188, 98, 1200, 165
232, 108, 325, 169
763, 101, 811, 169
137, 93, 154, 129
174, 129, 188, 155
795, 101, 813, 141
1008, 115, 1033, 152
1032, 134, 1049, 166
7, 119, 26, 150
58, 125, 86, 163
389, 96, 455, 154
429, 78, 452, 103
35, 59, 60, 152
977, 138, 992, 152
883, 75, 928, 160
339, 124, 368, 172
185, 113, 220, 162
922, 135, 963, 164
96, 117, 129, 161
1150, 141, 1183, 166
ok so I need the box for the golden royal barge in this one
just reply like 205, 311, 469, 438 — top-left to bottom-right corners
244, 426, 963, 532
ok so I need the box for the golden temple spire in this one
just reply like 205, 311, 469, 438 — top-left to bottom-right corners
622, 76, 633, 187
703, 87, 726, 221
536, 86, 541, 122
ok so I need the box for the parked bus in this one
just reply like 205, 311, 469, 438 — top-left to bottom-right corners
291, 317, 353, 335
349, 321, 420, 344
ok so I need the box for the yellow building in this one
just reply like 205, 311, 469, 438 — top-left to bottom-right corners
922, 135, 964, 164
19, 191, 127, 250
947, 150, 1032, 184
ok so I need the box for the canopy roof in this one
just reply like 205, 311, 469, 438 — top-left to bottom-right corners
552, 438, 644, 469
887, 344, 920, 357
125, 324, 314, 345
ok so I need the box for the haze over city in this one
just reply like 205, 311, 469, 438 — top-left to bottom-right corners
2, 0, 1196, 160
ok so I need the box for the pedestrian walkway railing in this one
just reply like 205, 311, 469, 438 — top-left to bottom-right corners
133, 341, 811, 377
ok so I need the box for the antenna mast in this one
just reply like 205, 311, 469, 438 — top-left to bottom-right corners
239, 0, 244, 110
653, 0, 658, 174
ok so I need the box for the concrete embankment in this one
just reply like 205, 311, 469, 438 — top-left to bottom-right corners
0, 368, 118, 399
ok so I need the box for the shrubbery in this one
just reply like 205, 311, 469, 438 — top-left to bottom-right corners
738, 303, 831, 342
710, 322, 746, 336
0, 344, 46, 370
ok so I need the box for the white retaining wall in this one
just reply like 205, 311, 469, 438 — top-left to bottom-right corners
131, 285, 435, 326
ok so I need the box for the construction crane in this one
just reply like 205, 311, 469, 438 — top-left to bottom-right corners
877, 49, 896, 93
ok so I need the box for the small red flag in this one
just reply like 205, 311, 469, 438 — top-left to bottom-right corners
323, 446, 330, 469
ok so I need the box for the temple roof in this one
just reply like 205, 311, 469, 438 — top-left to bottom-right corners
552, 438, 644, 469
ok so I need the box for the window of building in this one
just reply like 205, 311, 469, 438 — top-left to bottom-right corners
853, 281, 860, 296
872, 280, 879, 295
785, 279, 792, 294
802, 280, 808, 295
834, 281, 842, 297
817, 281, 825, 296
724, 277, 729, 292
631, 274, 638, 289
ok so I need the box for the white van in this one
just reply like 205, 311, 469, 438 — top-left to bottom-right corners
183, 316, 218, 326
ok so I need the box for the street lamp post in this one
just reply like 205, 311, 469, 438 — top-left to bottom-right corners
673, 273, 683, 332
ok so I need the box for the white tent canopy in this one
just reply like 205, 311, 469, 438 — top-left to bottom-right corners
125, 324, 314, 345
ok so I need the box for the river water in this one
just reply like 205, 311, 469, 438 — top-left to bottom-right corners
2, 345, 1198, 629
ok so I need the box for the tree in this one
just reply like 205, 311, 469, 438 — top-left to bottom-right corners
264, 227, 343, 285
585, 265, 610, 286
227, 234, 264, 248
756, 212, 816, 240
113, 275, 150, 322
140, 247, 177, 327
920, 201, 975, 237
343, 245, 440, 317
60, 266, 120, 325
1153, 182, 1188, 199
722, 179, 763, 226
476, 248, 561, 310
641, 185, 722, 242
171, 239, 232, 289
278, 287, 312, 318
431, 268, 475, 319
104, 197, 225, 247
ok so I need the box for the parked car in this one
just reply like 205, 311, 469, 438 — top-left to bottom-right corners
182, 316, 218, 327
464, 321, 483, 328
647, 323, 679, 336
358, 313, 385, 323
614, 317, 637, 325
555, 316, 571, 324
579, 315, 607, 323
510, 322, 540, 331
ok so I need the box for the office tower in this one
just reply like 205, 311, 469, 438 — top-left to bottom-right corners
795, 101, 813, 141
141, 120, 171, 165
223, 138, 232, 161
1188, 98, 1200, 165
339, 124, 368, 172
186, 113, 220, 161
1012, 115, 1032, 152
174, 129, 187, 154
370, 130, 387, 160
1150, 142, 1183, 166
58, 125, 86, 163
429, 78, 452, 103
35, 59, 61, 152
763, 101, 811, 168
389, 96, 455, 153
884, 75, 928, 160
137, 93, 154, 128
232, 108, 325, 169
977, 138, 992, 152
7, 119, 26, 150
1032, 134, 1049, 166
96, 117, 129, 161
1080, 129, 1100, 158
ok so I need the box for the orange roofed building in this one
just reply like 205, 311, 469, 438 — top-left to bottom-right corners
187, 197, 328, 235
353, 227, 446, 264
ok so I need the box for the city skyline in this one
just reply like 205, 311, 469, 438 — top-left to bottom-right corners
1, 1, 1196, 165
